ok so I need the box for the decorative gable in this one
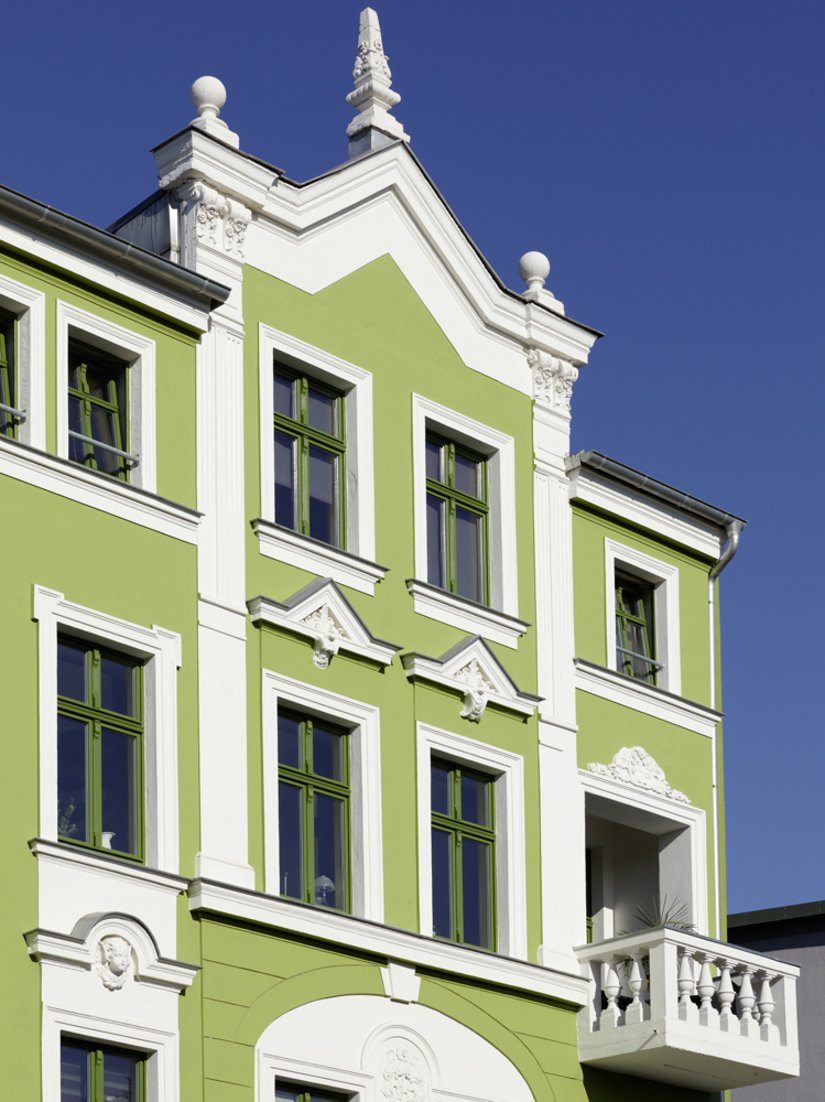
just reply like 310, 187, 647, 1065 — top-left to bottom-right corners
401, 636, 540, 723
248, 578, 400, 669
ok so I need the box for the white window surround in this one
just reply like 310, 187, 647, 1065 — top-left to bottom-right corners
56, 300, 157, 493
33, 585, 180, 874
262, 670, 384, 922
0, 271, 45, 447
605, 538, 681, 696
416, 722, 527, 958
258, 325, 380, 594
411, 395, 523, 647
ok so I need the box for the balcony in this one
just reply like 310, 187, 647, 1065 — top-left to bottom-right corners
576, 928, 799, 1092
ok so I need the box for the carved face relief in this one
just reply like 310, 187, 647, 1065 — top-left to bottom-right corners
96, 935, 133, 991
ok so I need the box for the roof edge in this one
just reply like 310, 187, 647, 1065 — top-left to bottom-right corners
729, 899, 825, 928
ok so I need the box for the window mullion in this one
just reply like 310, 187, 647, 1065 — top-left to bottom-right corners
454, 828, 463, 943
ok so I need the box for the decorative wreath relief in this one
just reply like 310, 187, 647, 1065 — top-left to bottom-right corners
380, 1046, 428, 1102
95, 935, 133, 991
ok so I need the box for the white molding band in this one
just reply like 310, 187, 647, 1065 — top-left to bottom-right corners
56, 300, 157, 493
258, 323, 376, 566
262, 670, 385, 922
0, 271, 46, 448
405, 580, 527, 650
32, 585, 181, 874
605, 537, 681, 695
253, 519, 387, 596
415, 722, 527, 959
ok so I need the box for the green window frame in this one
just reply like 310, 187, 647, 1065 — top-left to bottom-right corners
0, 306, 21, 438
615, 572, 660, 685
61, 1039, 145, 1102
430, 757, 496, 950
57, 636, 144, 861
273, 363, 346, 548
425, 434, 489, 605
276, 1085, 350, 1102
277, 709, 351, 912
68, 340, 135, 481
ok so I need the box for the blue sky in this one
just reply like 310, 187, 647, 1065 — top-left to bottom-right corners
7, 1, 823, 911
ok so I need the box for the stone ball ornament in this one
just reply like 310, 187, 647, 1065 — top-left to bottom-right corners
518, 250, 551, 294
191, 76, 227, 120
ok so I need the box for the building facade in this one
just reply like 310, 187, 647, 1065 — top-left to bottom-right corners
0, 9, 801, 1101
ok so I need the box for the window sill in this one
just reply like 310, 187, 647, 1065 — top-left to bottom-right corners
0, 436, 199, 543
29, 838, 188, 892
406, 579, 528, 649
252, 518, 388, 595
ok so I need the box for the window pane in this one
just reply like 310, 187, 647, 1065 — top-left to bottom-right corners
60, 1043, 89, 1102
460, 772, 490, 827
102, 728, 138, 855
308, 445, 339, 546
100, 653, 137, 716
425, 437, 444, 482
58, 640, 88, 702
462, 837, 493, 948
307, 383, 337, 436
431, 761, 451, 815
314, 793, 346, 908
103, 1049, 140, 1102
431, 827, 453, 938
58, 716, 88, 843
277, 712, 302, 769
455, 506, 484, 603
274, 430, 298, 529
85, 362, 114, 401
275, 1089, 299, 1102
90, 405, 121, 477
426, 494, 445, 588
455, 450, 482, 498
68, 395, 87, 464
313, 723, 345, 782
273, 369, 295, 417
278, 781, 304, 900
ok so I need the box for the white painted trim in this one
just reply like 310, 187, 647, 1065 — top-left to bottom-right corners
0, 436, 199, 542
189, 879, 588, 1006
415, 722, 527, 958
412, 395, 520, 629
402, 639, 538, 721
56, 300, 157, 492
574, 661, 719, 737
580, 768, 709, 937
262, 670, 384, 922
0, 271, 46, 448
29, 838, 188, 893
253, 519, 386, 596
406, 580, 527, 649
258, 324, 376, 562
605, 538, 681, 695
33, 586, 181, 873
569, 466, 723, 560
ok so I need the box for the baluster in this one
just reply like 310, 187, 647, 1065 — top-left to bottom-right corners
717, 960, 735, 1032
758, 972, 779, 1043
625, 953, 647, 1025
678, 948, 698, 1023
737, 967, 759, 1039
600, 958, 622, 1029
697, 954, 719, 1027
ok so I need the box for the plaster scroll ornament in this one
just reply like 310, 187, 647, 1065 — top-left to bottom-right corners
301, 604, 348, 669
379, 1045, 428, 1102
527, 348, 579, 413
587, 746, 691, 804
176, 181, 228, 248
223, 199, 251, 260
95, 935, 133, 991
455, 658, 496, 722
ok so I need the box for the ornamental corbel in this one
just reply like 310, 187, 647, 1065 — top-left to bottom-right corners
175, 183, 250, 260
527, 348, 579, 414
455, 658, 495, 723
223, 198, 251, 259
301, 604, 348, 669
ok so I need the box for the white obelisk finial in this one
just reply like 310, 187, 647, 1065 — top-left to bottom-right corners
346, 8, 410, 157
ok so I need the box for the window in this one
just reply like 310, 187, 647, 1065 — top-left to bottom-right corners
57, 636, 143, 859
614, 572, 659, 685
0, 306, 20, 438
61, 1040, 144, 1102
431, 758, 496, 950
274, 365, 345, 547
276, 1087, 350, 1102
277, 709, 350, 911
426, 434, 488, 605
68, 340, 134, 481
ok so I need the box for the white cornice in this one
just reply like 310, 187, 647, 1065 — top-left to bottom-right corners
406, 579, 528, 649
574, 660, 720, 737
188, 878, 589, 1008
252, 519, 386, 595
568, 466, 722, 559
30, 839, 189, 893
